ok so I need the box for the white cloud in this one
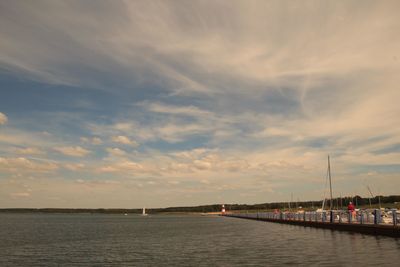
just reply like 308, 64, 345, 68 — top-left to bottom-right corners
91, 137, 103, 145
113, 122, 134, 132
193, 159, 212, 170
64, 163, 85, 171
170, 148, 211, 160
100, 160, 144, 173
10, 192, 31, 198
0, 157, 58, 173
156, 123, 208, 143
111, 135, 138, 146
0, 112, 8, 125
200, 179, 210, 185
106, 147, 127, 157
54, 146, 90, 157
15, 147, 45, 155
81, 137, 103, 145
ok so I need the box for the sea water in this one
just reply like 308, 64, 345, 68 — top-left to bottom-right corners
0, 213, 399, 266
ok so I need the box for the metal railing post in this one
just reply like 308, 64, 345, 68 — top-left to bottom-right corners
392, 209, 397, 226
374, 209, 381, 224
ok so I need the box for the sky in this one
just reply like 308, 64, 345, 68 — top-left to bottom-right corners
0, 0, 400, 208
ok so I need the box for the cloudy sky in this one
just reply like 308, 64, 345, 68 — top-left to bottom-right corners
1, 0, 399, 208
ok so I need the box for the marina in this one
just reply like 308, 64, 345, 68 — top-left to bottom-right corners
224, 155, 399, 238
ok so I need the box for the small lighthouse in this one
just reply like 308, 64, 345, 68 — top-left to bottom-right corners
221, 204, 226, 214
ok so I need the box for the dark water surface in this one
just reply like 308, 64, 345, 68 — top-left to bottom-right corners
0, 213, 399, 266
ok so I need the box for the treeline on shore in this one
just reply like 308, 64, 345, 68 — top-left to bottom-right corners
153, 195, 400, 213
1, 195, 399, 214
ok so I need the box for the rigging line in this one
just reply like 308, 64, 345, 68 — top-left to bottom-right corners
321, 162, 329, 211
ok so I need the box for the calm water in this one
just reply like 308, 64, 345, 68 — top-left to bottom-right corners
0, 213, 399, 266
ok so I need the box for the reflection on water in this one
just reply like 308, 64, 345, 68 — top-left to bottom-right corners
0, 213, 399, 266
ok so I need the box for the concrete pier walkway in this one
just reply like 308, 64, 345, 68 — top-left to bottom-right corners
224, 211, 400, 238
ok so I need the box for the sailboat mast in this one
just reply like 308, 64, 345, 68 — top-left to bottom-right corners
328, 155, 333, 210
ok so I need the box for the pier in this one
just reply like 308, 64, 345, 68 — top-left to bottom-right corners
224, 209, 400, 238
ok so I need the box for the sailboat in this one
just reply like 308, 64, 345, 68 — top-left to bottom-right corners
317, 155, 333, 212
142, 207, 148, 216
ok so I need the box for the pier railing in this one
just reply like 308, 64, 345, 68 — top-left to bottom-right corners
225, 209, 399, 227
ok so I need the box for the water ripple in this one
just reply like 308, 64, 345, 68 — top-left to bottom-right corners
0, 214, 399, 266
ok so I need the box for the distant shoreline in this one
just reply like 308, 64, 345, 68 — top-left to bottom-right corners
1, 195, 399, 214
0, 208, 145, 214
0, 209, 223, 215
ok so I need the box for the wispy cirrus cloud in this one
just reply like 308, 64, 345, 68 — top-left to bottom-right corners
141, 102, 213, 118
1, 1, 396, 96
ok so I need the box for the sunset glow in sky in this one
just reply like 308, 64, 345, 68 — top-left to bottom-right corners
1, 0, 400, 208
